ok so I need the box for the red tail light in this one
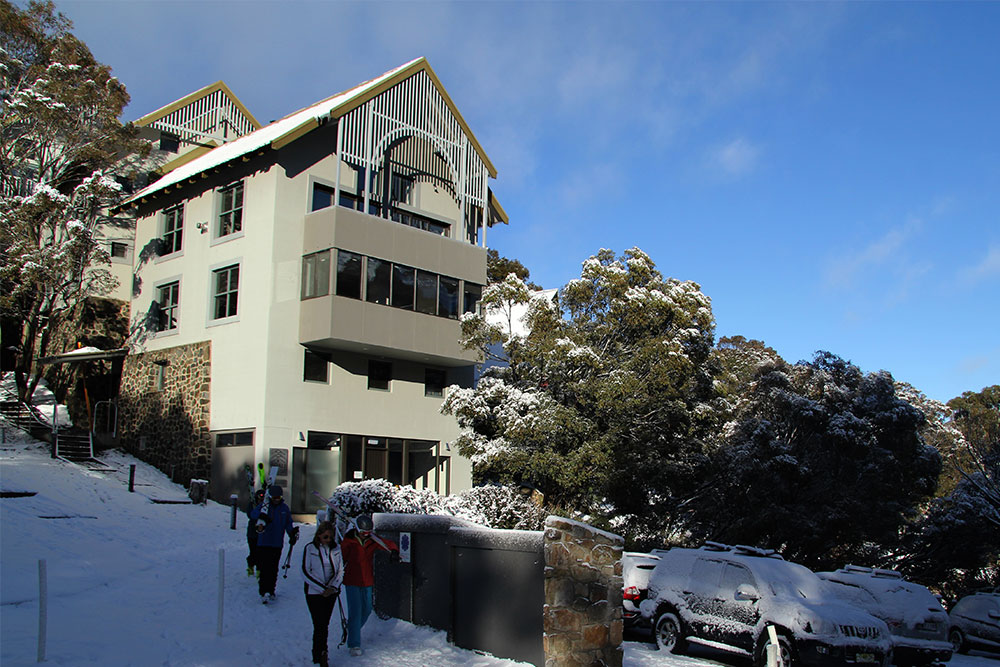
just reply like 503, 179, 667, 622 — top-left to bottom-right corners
624, 586, 641, 602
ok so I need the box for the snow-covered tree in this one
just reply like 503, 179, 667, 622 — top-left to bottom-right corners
690, 352, 942, 569
0, 0, 143, 403
444, 247, 720, 543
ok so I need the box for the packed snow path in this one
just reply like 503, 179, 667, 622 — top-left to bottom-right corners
2, 433, 997, 666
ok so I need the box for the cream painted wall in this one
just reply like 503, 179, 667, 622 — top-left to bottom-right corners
129, 130, 480, 497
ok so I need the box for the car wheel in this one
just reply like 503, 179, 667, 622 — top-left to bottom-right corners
654, 612, 686, 653
949, 628, 968, 654
756, 632, 794, 667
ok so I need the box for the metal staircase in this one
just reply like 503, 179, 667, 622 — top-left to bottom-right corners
0, 396, 96, 463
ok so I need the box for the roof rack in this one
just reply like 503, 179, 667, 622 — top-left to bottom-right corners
841, 565, 903, 579
699, 541, 783, 559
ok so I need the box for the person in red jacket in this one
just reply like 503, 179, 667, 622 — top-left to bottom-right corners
341, 514, 397, 656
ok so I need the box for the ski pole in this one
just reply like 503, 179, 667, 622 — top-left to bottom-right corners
282, 543, 294, 578
337, 594, 348, 647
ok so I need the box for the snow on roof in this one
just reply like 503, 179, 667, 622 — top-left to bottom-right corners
125, 58, 423, 205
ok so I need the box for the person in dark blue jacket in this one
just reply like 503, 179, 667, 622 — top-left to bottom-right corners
250, 485, 298, 603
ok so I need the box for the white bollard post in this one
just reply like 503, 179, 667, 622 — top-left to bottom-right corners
38, 559, 47, 663
766, 625, 780, 667
217, 549, 224, 637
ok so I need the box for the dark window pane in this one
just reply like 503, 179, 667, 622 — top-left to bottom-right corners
312, 184, 334, 211
407, 440, 436, 488
216, 431, 253, 447
416, 270, 437, 315
366, 257, 391, 305
424, 369, 445, 397
307, 431, 340, 450
463, 283, 482, 315
219, 182, 244, 237
304, 349, 329, 382
111, 242, 128, 258
213, 265, 239, 319
163, 206, 183, 255
391, 264, 415, 310
339, 191, 358, 210
387, 439, 404, 485
368, 360, 391, 391
157, 281, 179, 331
336, 250, 362, 299
439, 276, 458, 319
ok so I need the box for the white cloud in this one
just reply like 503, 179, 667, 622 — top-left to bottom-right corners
707, 137, 760, 176
959, 244, 1000, 285
825, 217, 923, 290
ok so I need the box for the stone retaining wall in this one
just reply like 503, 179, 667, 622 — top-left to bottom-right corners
543, 516, 624, 667
118, 341, 211, 486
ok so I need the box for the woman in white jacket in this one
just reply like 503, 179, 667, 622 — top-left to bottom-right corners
301, 521, 344, 667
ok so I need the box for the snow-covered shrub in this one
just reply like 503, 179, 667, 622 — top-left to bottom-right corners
325, 479, 546, 531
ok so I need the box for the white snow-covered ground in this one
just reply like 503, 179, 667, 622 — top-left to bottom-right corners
2, 427, 998, 667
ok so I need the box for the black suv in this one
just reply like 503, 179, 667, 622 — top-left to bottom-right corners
949, 592, 1000, 655
639, 543, 892, 667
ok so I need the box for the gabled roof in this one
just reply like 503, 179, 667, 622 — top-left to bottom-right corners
125, 58, 497, 207
134, 80, 262, 131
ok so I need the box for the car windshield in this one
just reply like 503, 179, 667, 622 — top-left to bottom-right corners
824, 579, 880, 606
750, 558, 828, 599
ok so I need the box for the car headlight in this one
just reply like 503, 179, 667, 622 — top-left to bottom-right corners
803, 615, 841, 636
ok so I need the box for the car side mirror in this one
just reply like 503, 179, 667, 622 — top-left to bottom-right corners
735, 583, 760, 601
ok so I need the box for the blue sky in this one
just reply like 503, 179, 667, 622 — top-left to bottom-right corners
56, 0, 998, 403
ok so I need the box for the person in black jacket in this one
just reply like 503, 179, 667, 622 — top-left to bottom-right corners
245, 489, 265, 577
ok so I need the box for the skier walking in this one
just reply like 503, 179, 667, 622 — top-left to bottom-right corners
250, 485, 298, 603
301, 521, 344, 667
245, 488, 265, 577
341, 514, 397, 656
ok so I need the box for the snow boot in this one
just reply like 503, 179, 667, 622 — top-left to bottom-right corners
350, 647, 363, 657
261, 594, 269, 605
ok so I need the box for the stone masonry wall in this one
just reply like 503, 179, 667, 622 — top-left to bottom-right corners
118, 341, 211, 486
543, 516, 624, 667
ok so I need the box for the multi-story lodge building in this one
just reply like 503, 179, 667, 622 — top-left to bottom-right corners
118, 58, 507, 514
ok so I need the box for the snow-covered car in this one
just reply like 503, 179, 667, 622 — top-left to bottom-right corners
622, 552, 660, 628
817, 565, 951, 666
948, 592, 1000, 655
638, 542, 893, 667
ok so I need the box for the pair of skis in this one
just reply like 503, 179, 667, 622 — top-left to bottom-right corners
255, 464, 280, 531
310, 490, 392, 551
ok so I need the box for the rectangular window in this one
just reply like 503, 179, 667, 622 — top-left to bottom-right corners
463, 283, 482, 315
424, 369, 446, 398
338, 191, 359, 210
303, 349, 329, 383
365, 257, 391, 306
416, 270, 437, 315
301, 250, 331, 299
159, 132, 180, 153
111, 241, 128, 258
162, 205, 183, 255
218, 181, 244, 237
157, 281, 179, 332
391, 264, 415, 310
368, 360, 391, 391
390, 173, 414, 206
215, 431, 254, 447
311, 183, 335, 211
335, 250, 362, 299
212, 264, 239, 320
155, 364, 166, 392
438, 276, 459, 319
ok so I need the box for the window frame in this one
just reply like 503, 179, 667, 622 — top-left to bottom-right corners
155, 279, 180, 334
214, 430, 255, 448
301, 250, 331, 299
208, 261, 241, 325
160, 204, 184, 257
215, 180, 245, 241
